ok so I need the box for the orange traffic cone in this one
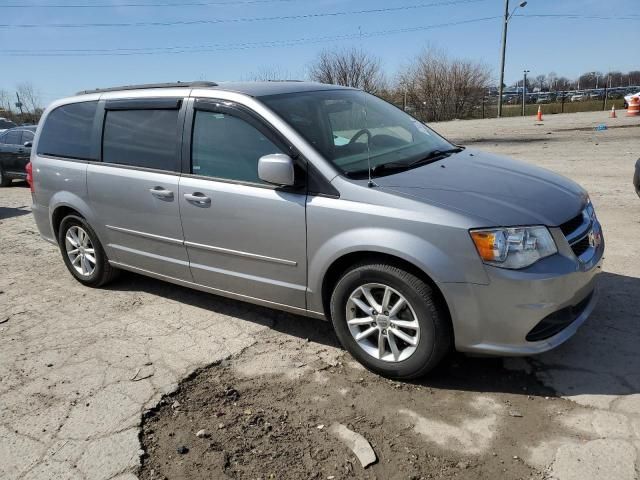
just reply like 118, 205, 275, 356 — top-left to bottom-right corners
536, 105, 543, 121
626, 96, 639, 116
610, 105, 617, 118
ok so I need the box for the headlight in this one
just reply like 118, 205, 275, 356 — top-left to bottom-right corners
470, 226, 557, 269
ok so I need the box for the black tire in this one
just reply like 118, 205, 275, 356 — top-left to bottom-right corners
57, 215, 119, 287
0, 169, 11, 187
330, 262, 451, 379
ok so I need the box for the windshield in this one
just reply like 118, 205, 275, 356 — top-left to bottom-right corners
260, 89, 454, 177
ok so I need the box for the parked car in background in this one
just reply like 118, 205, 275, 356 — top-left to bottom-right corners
0, 117, 18, 133
29, 81, 604, 379
571, 93, 586, 102
0, 125, 36, 186
536, 93, 551, 104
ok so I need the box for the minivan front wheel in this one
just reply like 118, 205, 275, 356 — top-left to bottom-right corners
58, 215, 118, 287
330, 263, 451, 379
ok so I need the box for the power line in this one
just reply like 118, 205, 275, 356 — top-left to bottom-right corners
4, 0, 298, 8
515, 14, 640, 20
0, 16, 501, 56
1, 0, 487, 29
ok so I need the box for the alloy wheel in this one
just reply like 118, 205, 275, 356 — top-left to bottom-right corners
64, 226, 96, 277
346, 283, 420, 362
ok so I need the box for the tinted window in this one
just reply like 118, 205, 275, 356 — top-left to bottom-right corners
5, 130, 21, 145
103, 109, 179, 171
37, 101, 98, 159
23, 130, 34, 142
191, 110, 283, 183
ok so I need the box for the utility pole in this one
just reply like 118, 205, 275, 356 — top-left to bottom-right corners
497, 0, 510, 118
15, 92, 24, 116
497, 1, 527, 118
522, 69, 529, 116
603, 74, 611, 110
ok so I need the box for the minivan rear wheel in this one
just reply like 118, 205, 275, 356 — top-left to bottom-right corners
330, 262, 451, 379
58, 215, 118, 287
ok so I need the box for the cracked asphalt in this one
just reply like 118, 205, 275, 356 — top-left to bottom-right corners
1, 110, 639, 479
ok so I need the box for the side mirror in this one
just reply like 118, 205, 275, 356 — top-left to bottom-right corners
258, 153, 295, 186
24, 141, 33, 148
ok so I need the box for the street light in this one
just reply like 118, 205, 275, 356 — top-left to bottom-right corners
522, 69, 529, 116
497, 0, 527, 117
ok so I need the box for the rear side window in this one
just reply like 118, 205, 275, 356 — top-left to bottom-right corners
4, 130, 21, 145
37, 101, 98, 159
102, 109, 179, 171
23, 130, 34, 143
191, 110, 283, 183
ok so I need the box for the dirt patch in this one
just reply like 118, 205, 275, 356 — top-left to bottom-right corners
139, 335, 568, 480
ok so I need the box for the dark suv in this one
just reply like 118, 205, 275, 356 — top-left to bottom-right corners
0, 125, 36, 186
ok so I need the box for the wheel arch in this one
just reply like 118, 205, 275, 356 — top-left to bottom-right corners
319, 250, 453, 332
49, 194, 96, 243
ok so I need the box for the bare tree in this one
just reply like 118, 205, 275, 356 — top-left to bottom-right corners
309, 48, 385, 94
554, 76, 572, 91
399, 48, 490, 122
577, 71, 603, 90
606, 71, 623, 88
627, 71, 640, 86
546, 72, 558, 91
0, 89, 12, 115
534, 74, 547, 92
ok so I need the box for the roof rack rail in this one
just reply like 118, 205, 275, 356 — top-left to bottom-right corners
76, 81, 218, 95
266, 79, 304, 82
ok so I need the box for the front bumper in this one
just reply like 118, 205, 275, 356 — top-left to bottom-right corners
440, 225, 604, 356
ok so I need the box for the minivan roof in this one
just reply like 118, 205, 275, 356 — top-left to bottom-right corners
76, 81, 354, 98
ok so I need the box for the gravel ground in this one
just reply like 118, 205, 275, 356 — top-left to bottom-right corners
1, 110, 639, 480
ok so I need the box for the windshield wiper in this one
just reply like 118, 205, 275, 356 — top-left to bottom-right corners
407, 147, 464, 167
344, 146, 464, 179
368, 147, 464, 176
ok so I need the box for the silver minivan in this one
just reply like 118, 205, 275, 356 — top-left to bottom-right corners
29, 81, 604, 378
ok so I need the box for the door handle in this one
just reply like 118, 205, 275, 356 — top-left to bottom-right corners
149, 187, 174, 199
184, 192, 211, 206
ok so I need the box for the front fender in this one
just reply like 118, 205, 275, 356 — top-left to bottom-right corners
306, 227, 489, 313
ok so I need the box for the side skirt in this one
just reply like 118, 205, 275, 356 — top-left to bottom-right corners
109, 260, 326, 321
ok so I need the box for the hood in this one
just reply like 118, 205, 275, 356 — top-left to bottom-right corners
374, 148, 587, 227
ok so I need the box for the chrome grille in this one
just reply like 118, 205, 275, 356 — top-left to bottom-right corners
559, 205, 596, 260
559, 213, 584, 236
